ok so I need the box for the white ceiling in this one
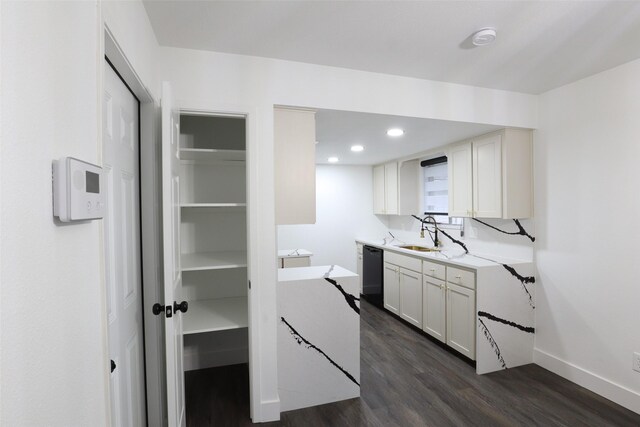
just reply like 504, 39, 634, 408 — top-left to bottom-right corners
314, 109, 500, 165
143, 0, 640, 94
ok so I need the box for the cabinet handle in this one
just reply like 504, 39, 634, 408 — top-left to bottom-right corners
455, 275, 462, 279
430, 268, 435, 272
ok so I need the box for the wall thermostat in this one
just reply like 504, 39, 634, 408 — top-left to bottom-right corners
53, 157, 105, 222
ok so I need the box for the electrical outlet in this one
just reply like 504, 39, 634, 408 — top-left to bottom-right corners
633, 352, 640, 373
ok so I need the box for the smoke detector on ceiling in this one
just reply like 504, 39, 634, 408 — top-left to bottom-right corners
472, 28, 497, 46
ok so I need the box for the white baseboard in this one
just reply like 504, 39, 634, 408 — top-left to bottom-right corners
253, 398, 280, 423
534, 348, 640, 415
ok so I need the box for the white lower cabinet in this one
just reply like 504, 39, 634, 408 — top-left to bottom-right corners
383, 262, 400, 315
446, 282, 476, 360
383, 251, 477, 360
422, 275, 446, 343
399, 268, 422, 327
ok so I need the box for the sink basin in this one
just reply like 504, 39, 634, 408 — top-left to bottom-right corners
397, 245, 441, 252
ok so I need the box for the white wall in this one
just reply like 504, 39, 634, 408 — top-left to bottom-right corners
1, 2, 106, 424
159, 46, 539, 420
0, 1, 159, 425
278, 165, 388, 273
534, 58, 640, 413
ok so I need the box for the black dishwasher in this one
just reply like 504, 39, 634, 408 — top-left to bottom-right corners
362, 245, 383, 308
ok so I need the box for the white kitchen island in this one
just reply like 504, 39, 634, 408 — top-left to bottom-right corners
277, 265, 360, 412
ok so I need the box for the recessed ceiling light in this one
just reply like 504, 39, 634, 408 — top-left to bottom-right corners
351, 145, 364, 152
471, 28, 497, 46
328, 157, 339, 163
387, 128, 404, 137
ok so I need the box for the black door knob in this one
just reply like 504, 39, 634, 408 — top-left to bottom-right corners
152, 303, 164, 316
111, 360, 116, 373
174, 301, 188, 314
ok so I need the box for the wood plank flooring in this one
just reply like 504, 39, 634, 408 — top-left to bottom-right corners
185, 299, 640, 426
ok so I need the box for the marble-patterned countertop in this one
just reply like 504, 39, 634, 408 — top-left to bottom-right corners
356, 239, 531, 269
278, 265, 357, 282
277, 249, 313, 259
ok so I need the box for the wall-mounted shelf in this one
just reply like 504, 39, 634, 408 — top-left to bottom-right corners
180, 148, 245, 163
183, 297, 248, 335
181, 251, 247, 272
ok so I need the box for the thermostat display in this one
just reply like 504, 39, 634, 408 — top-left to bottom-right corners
53, 157, 105, 222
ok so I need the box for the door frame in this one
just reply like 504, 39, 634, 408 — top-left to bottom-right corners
101, 25, 166, 426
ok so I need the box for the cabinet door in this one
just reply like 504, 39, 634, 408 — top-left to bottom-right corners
446, 283, 476, 360
399, 268, 422, 327
423, 275, 446, 343
274, 107, 316, 224
383, 262, 400, 315
448, 142, 473, 217
282, 257, 310, 268
384, 162, 398, 215
357, 253, 363, 294
373, 165, 386, 214
473, 134, 502, 218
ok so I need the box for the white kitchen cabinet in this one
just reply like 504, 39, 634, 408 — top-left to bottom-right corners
448, 142, 473, 217
398, 159, 419, 215
473, 133, 502, 218
399, 267, 422, 327
373, 165, 385, 214
384, 162, 398, 214
274, 107, 316, 225
448, 128, 532, 219
356, 244, 363, 294
383, 262, 400, 315
373, 161, 398, 215
422, 275, 446, 343
383, 252, 421, 326
446, 282, 476, 360
282, 257, 310, 268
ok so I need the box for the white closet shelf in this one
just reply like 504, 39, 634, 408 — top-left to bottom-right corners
180, 203, 247, 208
180, 148, 245, 162
181, 251, 247, 271
183, 297, 248, 335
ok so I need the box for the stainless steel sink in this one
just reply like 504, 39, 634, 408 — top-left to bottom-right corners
397, 245, 441, 252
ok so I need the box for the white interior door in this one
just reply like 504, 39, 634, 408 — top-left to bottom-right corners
161, 82, 186, 427
104, 62, 146, 427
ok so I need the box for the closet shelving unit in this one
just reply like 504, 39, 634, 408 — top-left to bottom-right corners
178, 113, 249, 370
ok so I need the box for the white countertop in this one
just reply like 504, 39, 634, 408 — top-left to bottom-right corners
278, 249, 313, 259
278, 265, 357, 282
356, 238, 531, 269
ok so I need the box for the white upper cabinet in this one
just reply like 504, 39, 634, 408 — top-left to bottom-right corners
373, 160, 419, 216
473, 133, 502, 218
275, 107, 316, 225
373, 161, 398, 215
448, 142, 473, 217
384, 162, 398, 215
448, 128, 532, 219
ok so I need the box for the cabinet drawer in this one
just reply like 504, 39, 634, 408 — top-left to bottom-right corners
446, 266, 475, 290
384, 251, 422, 273
423, 260, 446, 281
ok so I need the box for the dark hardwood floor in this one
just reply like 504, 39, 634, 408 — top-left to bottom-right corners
185, 299, 640, 426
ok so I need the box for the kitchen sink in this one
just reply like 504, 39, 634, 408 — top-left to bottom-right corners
397, 245, 441, 252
